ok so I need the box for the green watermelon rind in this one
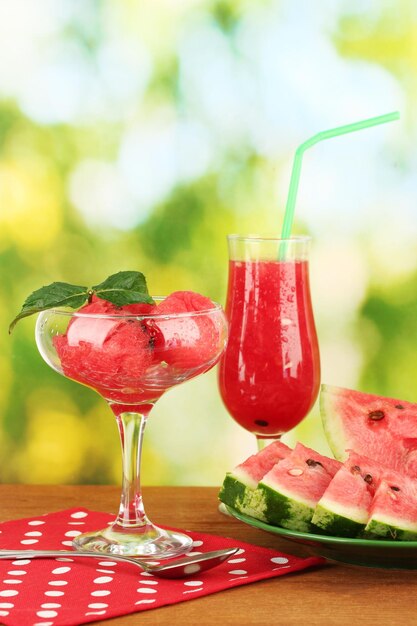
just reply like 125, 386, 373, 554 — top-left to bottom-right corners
311, 504, 365, 538
320, 385, 349, 461
364, 518, 417, 541
257, 483, 315, 532
218, 474, 267, 522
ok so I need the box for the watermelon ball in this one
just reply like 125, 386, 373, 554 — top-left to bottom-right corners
53, 296, 156, 400
152, 290, 220, 370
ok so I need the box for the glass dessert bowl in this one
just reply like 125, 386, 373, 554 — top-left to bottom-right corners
35, 294, 228, 559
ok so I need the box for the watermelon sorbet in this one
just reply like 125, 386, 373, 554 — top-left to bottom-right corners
53, 291, 224, 404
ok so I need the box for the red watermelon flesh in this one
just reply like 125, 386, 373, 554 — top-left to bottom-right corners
261, 442, 342, 507
232, 440, 292, 488
320, 385, 417, 477
343, 451, 387, 495
153, 291, 220, 370
321, 467, 372, 516
313, 452, 386, 530
54, 296, 155, 403
366, 470, 417, 539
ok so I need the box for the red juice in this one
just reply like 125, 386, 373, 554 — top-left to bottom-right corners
218, 259, 320, 436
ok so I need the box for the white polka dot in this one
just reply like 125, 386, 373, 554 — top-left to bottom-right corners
61, 541, 73, 547
70, 511, 88, 518
64, 530, 82, 537
137, 588, 157, 594
67, 521, 85, 525
183, 580, 203, 586
0, 590, 18, 597
135, 599, 156, 605
37, 611, 58, 618
0, 603, 14, 608
98, 561, 117, 567
93, 576, 113, 584
11, 559, 31, 565
56, 558, 74, 562
20, 539, 39, 545
228, 569, 247, 575
140, 580, 158, 585
41, 603, 61, 608
192, 540, 203, 547
44, 591, 65, 597
228, 558, 246, 563
51, 566, 71, 575
3, 579, 23, 584
235, 548, 245, 555
271, 556, 289, 564
86, 611, 106, 616
48, 580, 68, 586
28, 520, 46, 526
0, 611, 9, 617
140, 572, 154, 577
33, 622, 53, 626
7, 570, 27, 576
91, 590, 111, 597
96, 569, 115, 574
25, 531, 43, 537
88, 603, 109, 609
184, 564, 201, 575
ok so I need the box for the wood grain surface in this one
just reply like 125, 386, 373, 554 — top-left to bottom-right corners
0, 485, 415, 626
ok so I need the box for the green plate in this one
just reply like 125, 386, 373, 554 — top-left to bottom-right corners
225, 505, 417, 570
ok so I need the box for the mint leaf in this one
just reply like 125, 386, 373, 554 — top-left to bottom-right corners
9, 271, 156, 333
92, 271, 155, 307
9, 282, 88, 333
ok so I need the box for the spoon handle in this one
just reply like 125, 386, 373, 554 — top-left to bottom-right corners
0, 549, 145, 569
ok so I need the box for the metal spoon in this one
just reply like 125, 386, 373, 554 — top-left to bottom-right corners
0, 547, 239, 579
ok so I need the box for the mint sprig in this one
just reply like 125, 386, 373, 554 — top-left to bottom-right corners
9, 271, 155, 333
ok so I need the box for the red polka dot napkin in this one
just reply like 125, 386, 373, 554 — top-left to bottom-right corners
0, 509, 324, 626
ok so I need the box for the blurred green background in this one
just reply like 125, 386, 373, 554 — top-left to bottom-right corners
1, 0, 416, 486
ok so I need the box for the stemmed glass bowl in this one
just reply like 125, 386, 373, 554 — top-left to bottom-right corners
35, 297, 228, 559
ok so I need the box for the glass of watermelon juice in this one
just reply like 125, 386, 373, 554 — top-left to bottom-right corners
218, 235, 320, 445
35, 296, 228, 558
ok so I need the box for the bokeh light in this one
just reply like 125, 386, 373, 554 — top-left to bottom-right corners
1, 0, 416, 485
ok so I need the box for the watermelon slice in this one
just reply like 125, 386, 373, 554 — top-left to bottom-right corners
365, 470, 417, 540
218, 440, 291, 521
312, 452, 385, 537
257, 443, 341, 532
320, 385, 417, 477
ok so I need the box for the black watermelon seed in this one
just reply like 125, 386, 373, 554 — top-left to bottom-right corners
364, 474, 373, 484
254, 420, 269, 427
390, 485, 400, 492
306, 459, 323, 468
351, 465, 361, 474
395, 404, 404, 410
368, 410, 385, 421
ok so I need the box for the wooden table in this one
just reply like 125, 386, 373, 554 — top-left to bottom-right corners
1, 485, 415, 625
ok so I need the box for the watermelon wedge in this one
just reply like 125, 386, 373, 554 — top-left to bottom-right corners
320, 385, 417, 477
365, 470, 417, 541
257, 443, 341, 532
218, 440, 291, 521
312, 452, 385, 537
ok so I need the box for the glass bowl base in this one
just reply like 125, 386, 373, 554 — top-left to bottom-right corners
72, 523, 193, 559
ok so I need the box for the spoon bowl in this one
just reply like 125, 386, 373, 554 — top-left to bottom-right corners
0, 547, 239, 579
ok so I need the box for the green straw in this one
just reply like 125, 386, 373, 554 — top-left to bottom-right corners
280, 111, 400, 241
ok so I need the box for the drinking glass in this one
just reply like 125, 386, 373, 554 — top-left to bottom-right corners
36, 298, 228, 558
218, 235, 320, 449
